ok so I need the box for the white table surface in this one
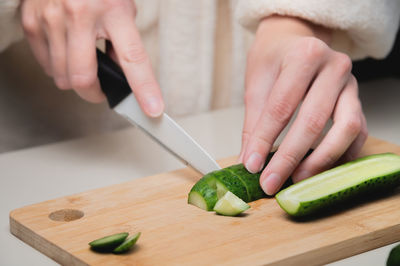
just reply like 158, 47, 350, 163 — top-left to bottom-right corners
1, 79, 399, 265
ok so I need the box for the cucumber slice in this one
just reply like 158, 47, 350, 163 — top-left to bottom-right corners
188, 173, 218, 211
387, 243, 400, 266
113, 232, 141, 254
214, 191, 250, 216
89, 232, 128, 251
226, 164, 266, 201
216, 181, 229, 199
213, 169, 249, 202
276, 153, 400, 217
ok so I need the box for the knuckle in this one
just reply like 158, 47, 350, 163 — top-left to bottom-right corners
64, 0, 87, 17
21, 14, 39, 35
304, 113, 327, 136
42, 4, 61, 25
134, 79, 157, 92
299, 37, 327, 61
280, 152, 299, 170
332, 52, 352, 76
121, 44, 148, 64
55, 77, 70, 90
267, 100, 293, 124
320, 152, 338, 169
70, 73, 97, 90
344, 116, 362, 136
252, 134, 273, 151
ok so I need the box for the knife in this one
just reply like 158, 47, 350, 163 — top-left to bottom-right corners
96, 49, 221, 175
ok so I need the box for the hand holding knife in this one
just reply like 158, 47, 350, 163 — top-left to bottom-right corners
96, 49, 221, 175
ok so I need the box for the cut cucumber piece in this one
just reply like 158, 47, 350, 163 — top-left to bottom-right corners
276, 153, 400, 217
213, 169, 249, 202
113, 232, 141, 254
214, 191, 250, 216
188, 151, 277, 211
226, 164, 265, 201
387, 243, 400, 266
89, 232, 128, 251
216, 181, 229, 199
188, 173, 218, 211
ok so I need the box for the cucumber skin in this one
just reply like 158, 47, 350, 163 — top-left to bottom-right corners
89, 232, 129, 251
213, 169, 250, 202
226, 164, 265, 202
188, 173, 218, 211
387, 243, 400, 266
276, 153, 400, 217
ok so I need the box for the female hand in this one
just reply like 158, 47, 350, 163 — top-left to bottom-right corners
20, 0, 164, 117
240, 15, 368, 195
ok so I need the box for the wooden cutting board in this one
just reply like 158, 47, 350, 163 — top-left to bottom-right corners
10, 137, 400, 266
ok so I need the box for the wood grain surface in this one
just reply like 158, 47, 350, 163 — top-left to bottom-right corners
10, 137, 400, 265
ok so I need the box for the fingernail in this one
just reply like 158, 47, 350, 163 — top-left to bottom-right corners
261, 173, 281, 196
293, 170, 311, 183
146, 96, 163, 117
245, 152, 263, 173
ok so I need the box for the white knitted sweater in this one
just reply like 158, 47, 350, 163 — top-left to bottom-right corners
1, 0, 399, 116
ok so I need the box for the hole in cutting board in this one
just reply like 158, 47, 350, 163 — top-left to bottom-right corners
49, 209, 84, 222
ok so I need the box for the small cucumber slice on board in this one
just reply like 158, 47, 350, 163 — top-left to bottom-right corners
276, 153, 400, 217
89, 232, 128, 251
113, 232, 141, 254
214, 191, 250, 216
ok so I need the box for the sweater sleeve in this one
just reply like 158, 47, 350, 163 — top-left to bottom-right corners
236, 0, 400, 60
0, 0, 23, 52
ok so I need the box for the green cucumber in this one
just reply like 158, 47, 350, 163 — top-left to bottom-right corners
213, 169, 249, 202
188, 150, 312, 212
113, 232, 141, 254
89, 232, 128, 251
387, 243, 400, 266
276, 153, 400, 217
188, 173, 218, 211
226, 164, 265, 201
213, 191, 250, 216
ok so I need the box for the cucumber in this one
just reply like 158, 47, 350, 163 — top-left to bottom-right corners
89, 232, 128, 251
188, 150, 312, 212
188, 173, 218, 211
213, 169, 249, 202
213, 191, 250, 216
387, 243, 400, 266
113, 232, 141, 254
226, 164, 265, 201
276, 153, 400, 217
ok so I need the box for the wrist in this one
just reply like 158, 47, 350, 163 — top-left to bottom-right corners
256, 15, 332, 45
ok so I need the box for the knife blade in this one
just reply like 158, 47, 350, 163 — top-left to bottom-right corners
96, 49, 221, 175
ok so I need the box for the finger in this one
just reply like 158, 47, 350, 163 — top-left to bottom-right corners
103, 9, 164, 117
20, 3, 51, 75
259, 52, 352, 195
41, 2, 70, 89
243, 39, 328, 173
67, 18, 104, 103
239, 61, 277, 162
291, 76, 362, 183
340, 111, 368, 163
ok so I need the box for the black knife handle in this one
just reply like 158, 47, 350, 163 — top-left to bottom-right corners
96, 48, 131, 108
